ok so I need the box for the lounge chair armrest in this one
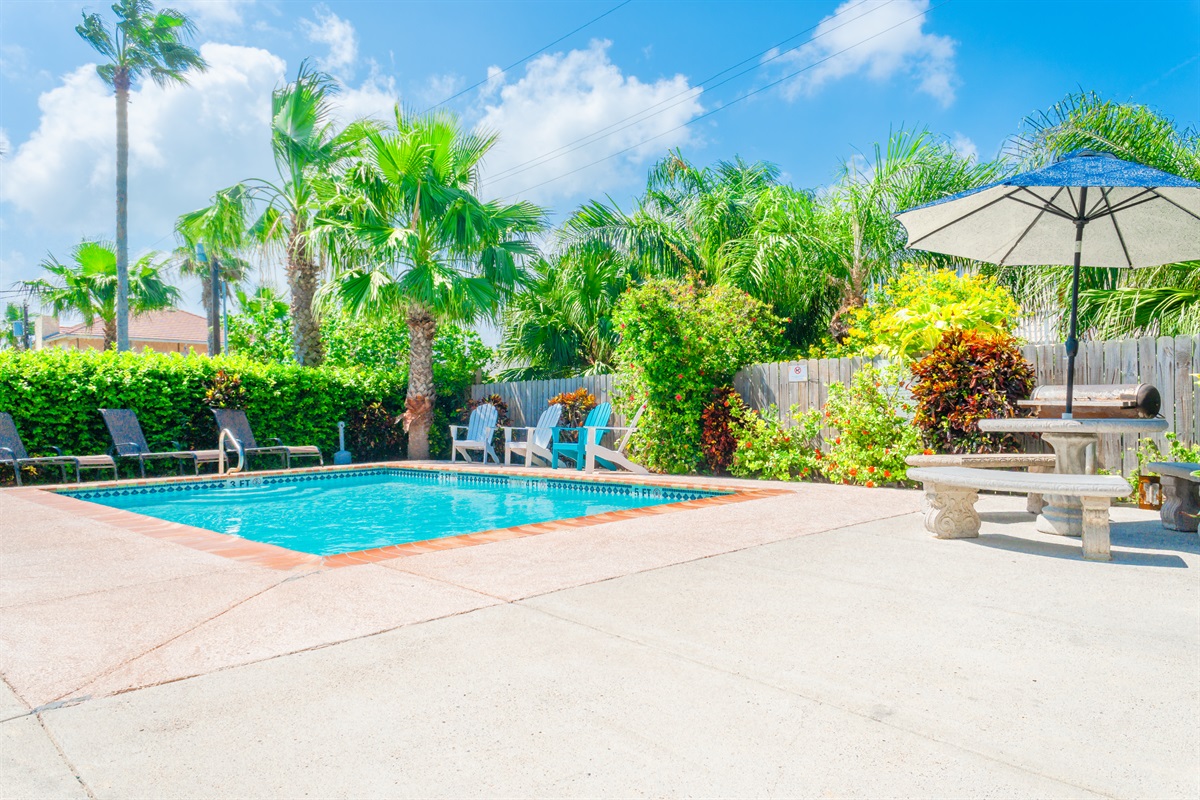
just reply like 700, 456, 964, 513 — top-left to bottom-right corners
46, 445, 65, 456
448, 425, 464, 441
501, 426, 523, 443
0, 447, 15, 461
266, 437, 284, 446
117, 442, 143, 455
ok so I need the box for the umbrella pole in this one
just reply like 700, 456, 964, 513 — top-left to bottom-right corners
1064, 186, 1087, 419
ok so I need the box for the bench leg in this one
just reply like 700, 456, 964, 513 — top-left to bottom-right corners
1027, 465, 1052, 514
1080, 496, 1112, 561
921, 483, 980, 539
1159, 476, 1200, 533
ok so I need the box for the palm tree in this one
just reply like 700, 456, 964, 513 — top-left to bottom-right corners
22, 241, 179, 351
497, 245, 632, 379
76, 0, 206, 352
175, 186, 254, 354
316, 109, 546, 459
210, 64, 372, 366
814, 129, 1003, 339
993, 92, 1200, 337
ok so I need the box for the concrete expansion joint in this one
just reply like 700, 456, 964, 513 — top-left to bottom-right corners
37, 712, 99, 800
519, 602, 1119, 800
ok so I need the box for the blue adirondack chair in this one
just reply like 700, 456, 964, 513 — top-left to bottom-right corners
550, 402, 612, 470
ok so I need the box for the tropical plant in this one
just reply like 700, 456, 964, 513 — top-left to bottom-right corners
210, 64, 373, 366
546, 388, 598, 429
910, 330, 1035, 454
821, 365, 923, 486
497, 245, 631, 379
76, 0, 207, 352
613, 280, 786, 474
175, 186, 255, 353
728, 399, 825, 482
315, 108, 545, 459
22, 240, 179, 350
833, 265, 1021, 359
993, 91, 1200, 337
815, 129, 1004, 340
227, 285, 292, 363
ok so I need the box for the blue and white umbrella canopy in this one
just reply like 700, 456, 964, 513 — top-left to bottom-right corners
896, 150, 1200, 267
895, 149, 1200, 416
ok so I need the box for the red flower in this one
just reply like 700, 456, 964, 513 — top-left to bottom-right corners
675, 393, 683, 401
865, 480, 876, 488
867, 466, 876, 474
848, 467, 857, 477
813, 450, 823, 460
923, 448, 934, 456
835, 437, 842, 445
883, 470, 892, 478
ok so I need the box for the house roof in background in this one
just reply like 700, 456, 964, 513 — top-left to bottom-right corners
52, 310, 208, 343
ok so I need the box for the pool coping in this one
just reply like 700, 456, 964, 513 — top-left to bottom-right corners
11, 462, 789, 571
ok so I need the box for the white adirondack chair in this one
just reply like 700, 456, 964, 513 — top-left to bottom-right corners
583, 404, 648, 474
502, 404, 562, 467
449, 403, 500, 463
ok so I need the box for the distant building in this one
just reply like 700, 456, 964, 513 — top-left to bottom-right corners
34, 310, 210, 355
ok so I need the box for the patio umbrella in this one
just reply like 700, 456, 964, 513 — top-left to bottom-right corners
894, 149, 1200, 416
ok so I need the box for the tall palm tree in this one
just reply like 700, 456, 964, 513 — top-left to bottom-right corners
209, 64, 371, 366
22, 241, 179, 351
76, 1, 206, 352
175, 186, 254, 354
316, 109, 546, 459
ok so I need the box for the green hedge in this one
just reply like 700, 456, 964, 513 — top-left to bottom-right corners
0, 349, 466, 475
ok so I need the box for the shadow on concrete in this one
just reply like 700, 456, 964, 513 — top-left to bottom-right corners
1110, 521, 1200, 555
966, 534, 1189, 568
979, 511, 1036, 525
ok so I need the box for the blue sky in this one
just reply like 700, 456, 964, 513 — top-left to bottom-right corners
1, 0, 1198, 313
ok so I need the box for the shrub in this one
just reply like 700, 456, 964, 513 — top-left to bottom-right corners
346, 401, 405, 461
0, 348, 476, 482
204, 369, 247, 409
700, 387, 739, 474
819, 265, 1021, 359
547, 388, 597, 428
910, 330, 1035, 454
822, 365, 922, 486
728, 398, 824, 481
613, 280, 786, 473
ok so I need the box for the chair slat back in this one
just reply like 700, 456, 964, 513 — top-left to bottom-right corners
100, 409, 150, 456
211, 409, 257, 449
615, 404, 646, 452
583, 403, 612, 445
532, 404, 563, 449
0, 413, 29, 460
466, 403, 498, 442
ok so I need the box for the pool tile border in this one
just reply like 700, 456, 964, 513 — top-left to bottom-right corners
13, 463, 788, 571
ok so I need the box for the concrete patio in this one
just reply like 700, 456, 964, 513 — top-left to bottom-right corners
2, 468, 1196, 798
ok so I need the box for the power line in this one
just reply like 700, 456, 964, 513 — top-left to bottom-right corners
483, 0, 886, 186
420, 0, 634, 114
500, 0, 954, 201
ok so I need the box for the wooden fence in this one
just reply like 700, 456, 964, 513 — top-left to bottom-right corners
473, 335, 1199, 474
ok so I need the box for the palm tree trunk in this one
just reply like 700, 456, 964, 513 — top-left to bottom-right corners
114, 73, 131, 353
103, 318, 117, 352
404, 306, 436, 460
286, 222, 324, 366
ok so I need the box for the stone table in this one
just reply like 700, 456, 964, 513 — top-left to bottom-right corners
977, 417, 1168, 536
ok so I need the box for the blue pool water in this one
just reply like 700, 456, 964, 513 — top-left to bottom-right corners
61, 468, 720, 556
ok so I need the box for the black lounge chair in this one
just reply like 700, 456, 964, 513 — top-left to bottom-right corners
211, 408, 323, 469
0, 412, 117, 486
100, 408, 222, 477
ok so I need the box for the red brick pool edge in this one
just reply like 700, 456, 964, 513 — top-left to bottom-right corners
12, 462, 788, 571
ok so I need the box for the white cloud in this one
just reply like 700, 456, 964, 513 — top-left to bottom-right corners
951, 132, 978, 162
777, 0, 958, 106
173, 0, 255, 28
0, 128, 10, 158
475, 40, 703, 205
332, 69, 400, 126
0, 43, 285, 289
300, 5, 358, 80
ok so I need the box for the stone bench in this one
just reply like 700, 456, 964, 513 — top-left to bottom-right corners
1147, 462, 1200, 533
907, 467, 1132, 561
905, 453, 1057, 514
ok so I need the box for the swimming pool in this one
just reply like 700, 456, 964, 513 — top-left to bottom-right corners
61, 468, 724, 556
